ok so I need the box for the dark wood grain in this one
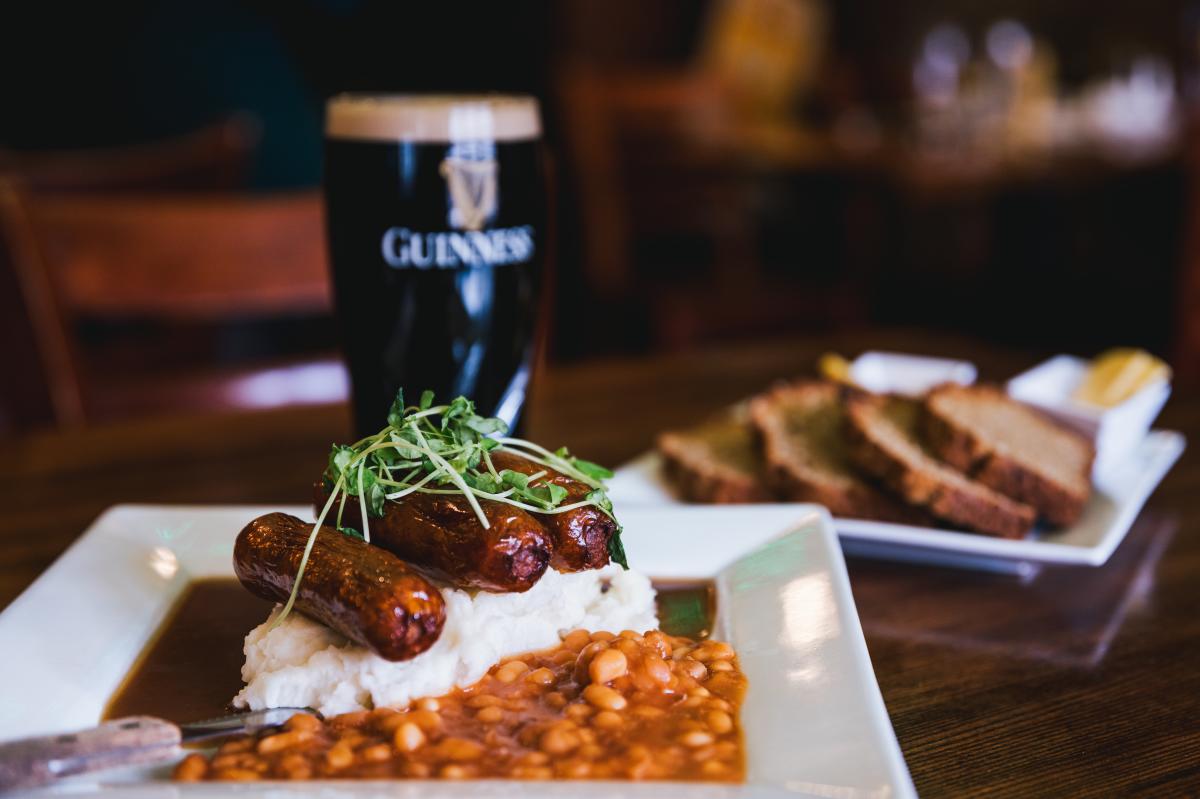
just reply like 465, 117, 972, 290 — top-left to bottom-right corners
0, 330, 1196, 796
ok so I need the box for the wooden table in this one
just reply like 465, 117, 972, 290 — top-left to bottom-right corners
1, 331, 1196, 796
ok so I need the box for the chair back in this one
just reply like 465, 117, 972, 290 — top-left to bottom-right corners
0, 187, 331, 431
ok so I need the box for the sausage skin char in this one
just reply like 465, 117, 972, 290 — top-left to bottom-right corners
489, 450, 615, 572
234, 512, 445, 661
320, 486, 553, 593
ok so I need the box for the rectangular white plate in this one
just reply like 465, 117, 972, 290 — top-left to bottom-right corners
609, 430, 1185, 574
0, 504, 913, 798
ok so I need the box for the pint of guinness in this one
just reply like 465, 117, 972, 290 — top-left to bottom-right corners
324, 95, 545, 435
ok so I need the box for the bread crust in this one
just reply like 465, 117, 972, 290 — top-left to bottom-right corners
748, 381, 929, 524
844, 394, 1036, 538
923, 384, 1094, 526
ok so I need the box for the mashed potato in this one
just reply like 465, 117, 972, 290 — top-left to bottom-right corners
234, 565, 657, 716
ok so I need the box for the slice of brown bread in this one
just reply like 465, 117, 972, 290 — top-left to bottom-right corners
748, 381, 929, 523
923, 384, 1094, 526
845, 393, 1037, 538
657, 411, 775, 503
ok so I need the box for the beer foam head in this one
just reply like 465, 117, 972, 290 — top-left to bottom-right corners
326, 94, 541, 143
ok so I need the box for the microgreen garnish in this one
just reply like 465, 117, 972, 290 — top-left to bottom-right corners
270, 391, 626, 628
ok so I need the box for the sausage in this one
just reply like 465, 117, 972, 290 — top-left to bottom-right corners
318, 485, 553, 593
489, 450, 615, 572
234, 512, 445, 661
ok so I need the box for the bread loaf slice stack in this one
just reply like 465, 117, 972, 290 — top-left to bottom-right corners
655, 377, 1094, 539
748, 382, 928, 523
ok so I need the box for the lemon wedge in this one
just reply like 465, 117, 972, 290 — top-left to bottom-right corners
1073, 348, 1171, 408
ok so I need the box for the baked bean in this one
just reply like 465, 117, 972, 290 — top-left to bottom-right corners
496, 660, 530, 683
544, 691, 567, 709
256, 730, 305, 754
439, 764, 469, 779
641, 653, 671, 685
589, 630, 615, 642
415, 696, 441, 712
212, 768, 261, 781
578, 742, 604, 760
394, 722, 426, 752
437, 737, 485, 761
592, 711, 623, 730
279, 753, 312, 780
407, 709, 443, 732
539, 727, 581, 755
707, 710, 734, 734
476, 706, 504, 723
680, 731, 715, 748
566, 702, 594, 720
526, 666, 556, 686
325, 742, 354, 770
173, 753, 208, 781
518, 751, 550, 766
360, 743, 392, 763
588, 649, 628, 684
562, 629, 591, 651
710, 660, 735, 672
374, 712, 407, 733
680, 659, 708, 680
582, 684, 627, 711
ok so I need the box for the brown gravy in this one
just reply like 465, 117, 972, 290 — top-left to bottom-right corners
106, 577, 717, 723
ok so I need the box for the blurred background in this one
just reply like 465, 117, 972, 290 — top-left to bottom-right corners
2, 0, 1198, 436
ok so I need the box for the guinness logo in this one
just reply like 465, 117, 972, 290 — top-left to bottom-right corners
440, 156, 498, 231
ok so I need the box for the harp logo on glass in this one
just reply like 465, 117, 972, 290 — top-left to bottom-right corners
380, 143, 536, 270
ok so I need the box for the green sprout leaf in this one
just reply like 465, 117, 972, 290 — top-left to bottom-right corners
608, 527, 629, 569
386, 390, 406, 428
571, 458, 614, 480
419, 390, 435, 410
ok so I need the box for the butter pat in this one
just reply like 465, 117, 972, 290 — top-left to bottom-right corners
1073, 348, 1171, 408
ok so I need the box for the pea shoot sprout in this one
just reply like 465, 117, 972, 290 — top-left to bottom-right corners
271, 390, 626, 627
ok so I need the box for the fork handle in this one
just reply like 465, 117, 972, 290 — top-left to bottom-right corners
0, 716, 180, 792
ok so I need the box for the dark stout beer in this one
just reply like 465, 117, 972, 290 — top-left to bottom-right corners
324, 95, 545, 435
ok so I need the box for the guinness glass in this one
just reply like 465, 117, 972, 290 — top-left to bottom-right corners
324, 95, 545, 436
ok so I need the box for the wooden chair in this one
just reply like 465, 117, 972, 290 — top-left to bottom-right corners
0, 116, 258, 193
0, 186, 333, 432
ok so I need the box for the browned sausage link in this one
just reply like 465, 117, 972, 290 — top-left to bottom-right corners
233, 512, 446, 661
488, 451, 615, 572
319, 485, 553, 593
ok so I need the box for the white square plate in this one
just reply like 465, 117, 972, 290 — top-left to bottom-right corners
0, 504, 913, 798
609, 430, 1185, 575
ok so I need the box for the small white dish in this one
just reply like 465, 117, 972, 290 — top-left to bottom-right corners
850, 351, 976, 396
1006, 355, 1171, 476
0, 504, 914, 798
609, 429, 1184, 574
